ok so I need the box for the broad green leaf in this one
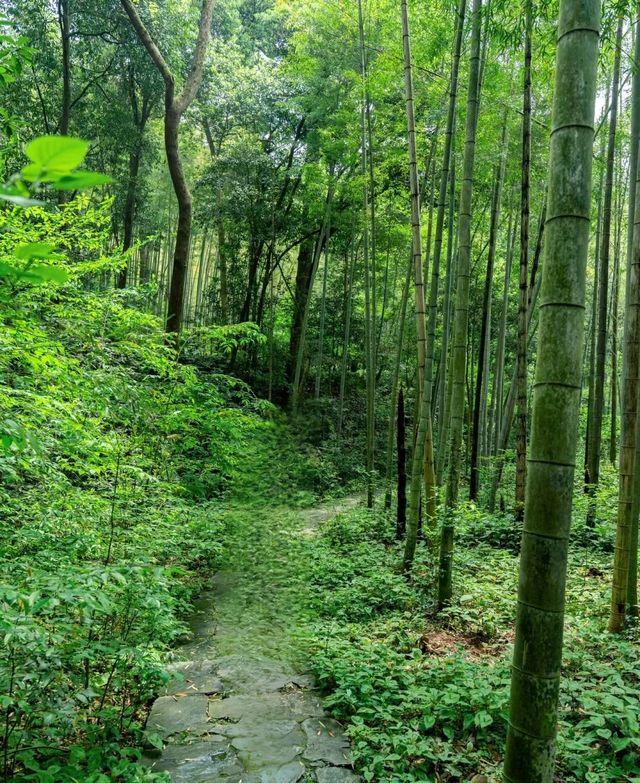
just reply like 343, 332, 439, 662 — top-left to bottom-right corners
15, 242, 58, 261
474, 710, 493, 728
144, 732, 164, 750
31, 264, 69, 283
21, 264, 69, 284
24, 135, 89, 173
611, 737, 631, 752
55, 171, 113, 190
21, 162, 56, 182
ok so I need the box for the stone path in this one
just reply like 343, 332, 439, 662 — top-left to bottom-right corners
143, 497, 362, 783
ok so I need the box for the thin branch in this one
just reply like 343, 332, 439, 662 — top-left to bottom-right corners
119, 0, 174, 91
175, 0, 215, 114
66, 55, 117, 115
31, 64, 51, 134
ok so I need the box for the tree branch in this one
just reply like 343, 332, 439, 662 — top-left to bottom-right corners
66, 55, 117, 116
119, 0, 174, 92
175, 0, 215, 115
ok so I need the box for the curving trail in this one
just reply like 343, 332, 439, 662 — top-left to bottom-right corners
143, 496, 362, 783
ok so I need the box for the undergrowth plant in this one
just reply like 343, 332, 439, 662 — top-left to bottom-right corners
303, 504, 640, 783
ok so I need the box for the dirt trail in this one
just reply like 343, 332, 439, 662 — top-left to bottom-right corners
143, 496, 362, 783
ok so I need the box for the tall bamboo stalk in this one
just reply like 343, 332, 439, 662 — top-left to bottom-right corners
438, 0, 483, 604
515, 1, 532, 520
358, 0, 376, 507
400, 0, 429, 570
610, 3, 640, 632
503, 1, 600, 776
585, 18, 623, 525
470, 111, 507, 500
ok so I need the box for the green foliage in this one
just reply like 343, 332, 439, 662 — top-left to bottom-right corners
1, 134, 111, 209
315, 639, 509, 782
0, 564, 177, 782
305, 510, 413, 622
559, 632, 640, 782
303, 505, 640, 783
0, 176, 300, 780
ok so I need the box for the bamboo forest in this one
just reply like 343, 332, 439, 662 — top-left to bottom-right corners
3, 0, 640, 781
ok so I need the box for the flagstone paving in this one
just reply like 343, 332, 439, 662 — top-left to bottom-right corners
143, 498, 362, 783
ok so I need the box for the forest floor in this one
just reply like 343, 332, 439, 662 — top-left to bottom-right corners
142, 495, 363, 783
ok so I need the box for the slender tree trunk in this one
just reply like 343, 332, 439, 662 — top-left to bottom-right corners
610, 2, 640, 632
194, 229, 208, 322
420, 0, 465, 519
57, 0, 71, 136
366, 97, 378, 382
396, 387, 407, 540
430, 0, 465, 355
238, 237, 265, 325
400, 0, 430, 569
423, 137, 437, 292
290, 177, 335, 407
290, 235, 315, 384
384, 252, 412, 508
376, 226, 393, 355
436, 152, 458, 482
489, 200, 545, 513
438, 0, 483, 604
489, 195, 516, 457
515, 3, 532, 521
120, 0, 215, 334
315, 223, 330, 399
470, 112, 507, 500
218, 202, 229, 324
163, 106, 192, 333
584, 157, 604, 478
585, 18, 622, 522
503, 2, 600, 778
268, 274, 275, 401
291, 212, 332, 412
338, 236, 357, 437
201, 239, 214, 325
609, 172, 623, 465
628, 10, 640, 618
358, 0, 376, 507
118, 75, 153, 289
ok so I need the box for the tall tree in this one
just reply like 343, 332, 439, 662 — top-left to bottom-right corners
435, 149, 458, 482
488, 194, 516, 458
438, 0, 482, 604
396, 386, 407, 540
57, 0, 71, 136
585, 17, 623, 520
609, 3, 640, 633
470, 111, 507, 500
515, 1, 532, 520
584, 142, 604, 478
627, 4, 640, 619
503, 0, 600, 778
609, 166, 624, 464
423, 0, 466, 512
119, 0, 215, 333
384, 253, 412, 509
117, 64, 157, 288
400, 0, 429, 570
357, 0, 376, 507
